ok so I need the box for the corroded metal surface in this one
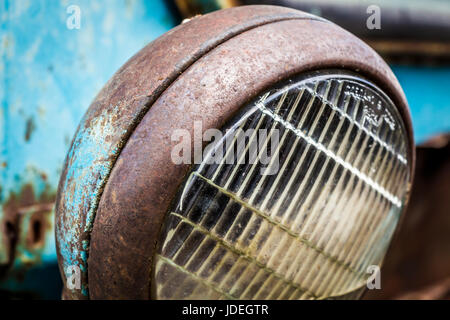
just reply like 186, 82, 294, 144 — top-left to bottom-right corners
1, 0, 175, 298
1, 185, 55, 286
56, 5, 414, 299
56, 5, 324, 300
90, 17, 412, 299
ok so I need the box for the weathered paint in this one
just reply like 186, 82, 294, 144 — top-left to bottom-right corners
0, 0, 176, 298
54, 5, 413, 299
54, 6, 330, 299
0, 184, 58, 298
1, 0, 447, 300
57, 105, 128, 296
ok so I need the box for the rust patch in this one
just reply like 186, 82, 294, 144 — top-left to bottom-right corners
55, 5, 413, 299
88, 18, 413, 299
55, 5, 327, 300
1, 184, 55, 280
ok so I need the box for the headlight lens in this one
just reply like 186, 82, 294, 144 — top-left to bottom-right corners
153, 71, 411, 300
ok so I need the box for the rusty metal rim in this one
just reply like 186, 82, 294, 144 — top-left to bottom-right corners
84, 13, 324, 295
151, 67, 414, 300
57, 6, 329, 299
57, 6, 414, 300
88, 16, 414, 298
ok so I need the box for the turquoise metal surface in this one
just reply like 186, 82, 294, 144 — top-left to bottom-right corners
0, 0, 175, 298
391, 66, 450, 143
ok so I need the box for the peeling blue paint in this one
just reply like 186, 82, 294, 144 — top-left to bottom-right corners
56, 105, 128, 292
0, 0, 175, 298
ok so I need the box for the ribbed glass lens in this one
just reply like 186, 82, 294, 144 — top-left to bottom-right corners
153, 71, 411, 299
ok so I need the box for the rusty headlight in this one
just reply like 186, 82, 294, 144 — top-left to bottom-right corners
154, 71, 411, 299
55, 6, 414, 300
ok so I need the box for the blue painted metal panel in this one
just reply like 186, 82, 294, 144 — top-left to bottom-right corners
0, 0, 175, 298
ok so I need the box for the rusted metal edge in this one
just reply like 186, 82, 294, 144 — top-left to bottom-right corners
55, 6, 327, 299
1, 183, 55, 287
87, 17, 414, 299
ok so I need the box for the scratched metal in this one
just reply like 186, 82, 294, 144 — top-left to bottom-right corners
176, 1, 450, 144
85, 11, 412, 300
55, 5, 327, 300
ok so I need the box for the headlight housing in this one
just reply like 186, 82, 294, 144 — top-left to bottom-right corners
55, 6, 414, 300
